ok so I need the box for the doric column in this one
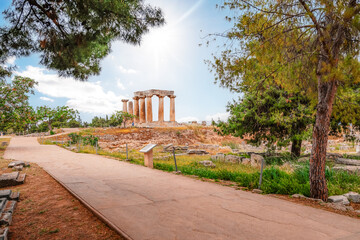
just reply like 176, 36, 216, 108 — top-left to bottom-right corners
169, 95, 176, 122
146, 95, 153, 123
122, 99, 129, 113
133, 97, 140, 123
128, 101, 133, 115
139, 97, 146, 123
158, 95, 164, 122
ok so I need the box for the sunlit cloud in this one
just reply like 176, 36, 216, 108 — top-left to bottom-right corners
178, 116, 200, 123
40, 96, 54, 102
205, 112, 229, 122
118, 65, 137, 74
17, 66, 126, 114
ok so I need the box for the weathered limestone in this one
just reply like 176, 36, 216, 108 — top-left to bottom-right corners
158, 96, 164, 122
146, 95, 153, 123
131, 89, 176, 123
121, 99, 129, 113
139, 97, 146, 123
128, 101, 134, 115
170, 95, 176, 122
133, 97, 140, 123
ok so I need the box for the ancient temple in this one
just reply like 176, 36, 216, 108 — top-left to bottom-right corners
121, 89, 175, 123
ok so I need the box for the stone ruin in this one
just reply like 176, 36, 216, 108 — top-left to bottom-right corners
121, 89, 176, 124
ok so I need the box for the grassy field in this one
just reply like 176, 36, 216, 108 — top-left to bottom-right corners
40, 137, 360, 198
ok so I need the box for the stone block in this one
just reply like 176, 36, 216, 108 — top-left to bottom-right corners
8, 161, 29, 168
187, 149, 209, 155
344, 192, 360, 203
13, 166, 23, 171
0, 191, 11, 200
225, 155, 241, 163
198, 161, 216, 168
332, 166, 360, 174
3, 201, 16, 214
0, 227, 9, 240
328, 195, 350, 205
335, 158, 360, 166
242, 158, 251, 165
251, 154, 264, 167
0, 212, 12, 226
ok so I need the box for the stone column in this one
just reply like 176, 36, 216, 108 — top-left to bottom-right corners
122, 99, 129, 113
158, 96, 164, 122
133, 97, 140, 123
139, 97, 146, 123
169, 95, 176, 122
146, 95, 153, 123
128, 101, 134, 115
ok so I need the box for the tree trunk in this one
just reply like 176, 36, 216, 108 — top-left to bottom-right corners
310, 80, 337, 201
48, 121, 52, 132
291, 139, 302, 157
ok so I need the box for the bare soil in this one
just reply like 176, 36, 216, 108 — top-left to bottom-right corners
0, 140, 123, 240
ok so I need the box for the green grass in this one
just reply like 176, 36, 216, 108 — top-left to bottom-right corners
42, 140, 360, 197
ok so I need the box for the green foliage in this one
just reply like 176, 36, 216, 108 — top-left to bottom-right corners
1, 0, 164, 80
0, 76, 37, 133
109, 111, 124, 127
214, 86, 313, 155
68, 133, 98, 147
36, 106, 78, 131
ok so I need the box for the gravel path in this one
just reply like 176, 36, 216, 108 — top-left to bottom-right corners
4, 137, 360, 240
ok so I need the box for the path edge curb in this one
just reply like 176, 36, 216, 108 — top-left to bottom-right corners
45, 170, 133, 240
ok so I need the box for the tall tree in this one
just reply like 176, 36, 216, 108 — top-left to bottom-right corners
209, 1, 360, 200
0, 0, 164, 79
36, 105, 77, 131
214, 85, 314, 157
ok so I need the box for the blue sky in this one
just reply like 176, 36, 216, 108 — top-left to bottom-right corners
1, 0, 239, 123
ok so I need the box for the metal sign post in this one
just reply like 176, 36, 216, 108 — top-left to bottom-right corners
172, 148, 179, 173
126, 143, 129, 160
258, 158, 265, 190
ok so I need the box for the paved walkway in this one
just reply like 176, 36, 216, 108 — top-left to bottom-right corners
4, 137, 360, 240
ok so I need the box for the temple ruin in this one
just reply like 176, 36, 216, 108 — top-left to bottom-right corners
122, 89, 176, 124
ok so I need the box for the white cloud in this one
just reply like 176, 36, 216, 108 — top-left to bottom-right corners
17, 66, 126, 115
116, 79, 126, 90
178, 116, 199, 123
205, 112, 230, 122
118, 65, 136, 74
40, 96, 54, 102
6, 56, 16, 65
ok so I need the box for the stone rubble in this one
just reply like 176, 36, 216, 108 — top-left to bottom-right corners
198, 160, 216, 168
328, 195, 350, 205
251, 154, 264, 167
0, 190, 20, 240
0, 172, 26, 188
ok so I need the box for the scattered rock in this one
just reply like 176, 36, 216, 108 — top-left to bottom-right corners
0, 172, 26, 188
242, 158, 251, 165
187, 149, 209, 155
332, 166, 360, 174
210, 153, 225, 161
8, 161, 30, 168
335, 158, 360, 166
13, 166, 23, 171
251, 154, 264, 167
198, 160, 216, 168
325, 203, 353, 212
355, 210, 360, 214
225, 155, 241, 164
252, 189, 263, 194
344, 192, 360, 203
328, 195, 350, 205
292, 194, 306, 199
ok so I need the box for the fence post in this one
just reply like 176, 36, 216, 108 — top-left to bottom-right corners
258, 158, 265, 190
126, 143, 129, 160
173, 148, 179, 173
78, 138, 81, 152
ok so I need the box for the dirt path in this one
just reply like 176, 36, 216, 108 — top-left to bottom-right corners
4, 137, 360, 240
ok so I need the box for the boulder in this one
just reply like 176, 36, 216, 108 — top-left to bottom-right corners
198, 160, 216, 168
210, 153, 225, 161
252, 189, 263, 194
328, 195, 350, 205
335, 158, 360, 166
242, 158, 251, 165
187, 149, 209, 155
344, 192, 360, 203
292, 194, 306, 199
251, 154, 264, 167
225, 155, 241, 164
